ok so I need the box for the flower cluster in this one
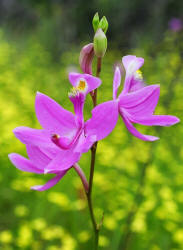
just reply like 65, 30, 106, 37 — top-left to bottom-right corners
9, 54, 179, 191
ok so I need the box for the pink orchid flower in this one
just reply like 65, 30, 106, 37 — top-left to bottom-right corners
8, 73, 107, 191
86, 55, 180, 141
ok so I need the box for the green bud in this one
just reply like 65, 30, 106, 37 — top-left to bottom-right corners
93, 28, 107, 58
99, 16, 108, 33
92, 12, 100, 33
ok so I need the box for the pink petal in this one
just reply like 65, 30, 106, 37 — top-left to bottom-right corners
130, 115, 180, 126
121, 114, 159, 141
44, 149, 81, 173
123, 86, 160, 117
69, 92, 85, 127
122, 55, 144, 74
119, 85, 160, 108
26, 145, 51, 169
129, 77, 146, 92
31, 172, 67, 191
85, 100, 119, 141
68, 73, 101, 94
13, 127, 54, 148
113, 67, 121, 99
8, 153, 43, 173
35, 92, 76, 134
40, 147, 61, 159
74, 132, 96, 153
79, 43, 94, 75
122, 55, 144, 94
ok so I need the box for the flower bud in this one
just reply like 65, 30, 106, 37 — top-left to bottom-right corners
99, 16, 108, 34
93, 28, 107, 58
92, 12, 100, 33
79, 43, 94, 75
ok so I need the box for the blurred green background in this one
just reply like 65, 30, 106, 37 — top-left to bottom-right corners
0, 0, 183, 249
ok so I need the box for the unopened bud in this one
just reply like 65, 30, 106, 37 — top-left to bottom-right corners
93, 28, 107, 58
99, 16, 108, 33
79, 43, 94, 75
92, 12, 100, 33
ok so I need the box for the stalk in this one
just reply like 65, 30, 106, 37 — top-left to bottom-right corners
86, 57, 102, 249
73, 163, 89, 193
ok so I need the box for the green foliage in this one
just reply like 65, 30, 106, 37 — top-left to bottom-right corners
0, 29, 183, 250
2, 0, 183, 49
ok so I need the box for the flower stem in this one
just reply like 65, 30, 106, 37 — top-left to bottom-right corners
86, 57, 103, 249
96, 57, 102, 78
87, 193, 99, 248
87, 143, 99, 249
91, 57, 102, 107
73, 163, 99, 247
73, 163, 89, 193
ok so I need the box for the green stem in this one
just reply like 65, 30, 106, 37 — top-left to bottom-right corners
86, 57, 102, 249
87, 189, 99, 249
91, 57, 102, 107
73, 163, 89, 193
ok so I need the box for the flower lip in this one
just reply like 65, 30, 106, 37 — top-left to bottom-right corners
75, 78, 88, 95
68, 78, 88, 97
77, 78, 88, 91
69, 72, 101, 95
134, 70, 143, 80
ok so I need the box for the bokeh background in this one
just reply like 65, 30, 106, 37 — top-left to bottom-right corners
0, 0, 183, 249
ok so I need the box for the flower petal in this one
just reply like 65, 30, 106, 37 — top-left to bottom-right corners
74, 132, 96, 153
85, 100, 119, 141
119, 85, 160, 108
40, 146, 61, 159
121, 114, 159, 141
8, 153, 43, 173
79, 43, 94, 75
122, 55, 144, 74
128, 76, 145, 92
130, 115, 180, 126
31, 172, 67, 191
26, 145, 51, 169
122, 55, 144, 94
69, 73, 101, 94
35, 92, 76, 134
69, 92, 85, 127
13, 127, 54, 147
44, 149, 81, 173
122, 85, 160, 117
113, 67, 121, 99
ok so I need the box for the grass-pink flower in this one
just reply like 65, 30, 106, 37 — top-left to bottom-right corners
86, 55, 180, 141
9, 73, 102, 191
